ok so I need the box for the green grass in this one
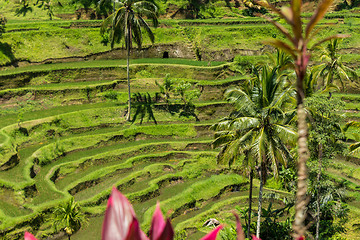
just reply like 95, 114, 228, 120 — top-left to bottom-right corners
0, 59, 225, 76
0, 102, 117, 129
141, 174, 247, 230
0, 12, 360, 238
1, 17, 359, 65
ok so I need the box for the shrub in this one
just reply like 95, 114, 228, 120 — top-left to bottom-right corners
0, 14, 6, 38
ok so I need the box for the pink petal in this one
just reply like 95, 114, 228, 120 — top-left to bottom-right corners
102, 187, 137, 240
150, 202, 166, 240
24, 232, 38, 240
125, 217, 148, 240
156, 219, 174, 240
149, 202, 174, 240
233, 213, 245, 240
200, 225, 223, 240
252, 235, 261, 240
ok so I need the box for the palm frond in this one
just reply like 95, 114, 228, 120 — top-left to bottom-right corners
137, 15, 155, 43
225, 87, 257, 115
343, 121, 360, 132
273, 124, 297, 146
131, 17, 143, 48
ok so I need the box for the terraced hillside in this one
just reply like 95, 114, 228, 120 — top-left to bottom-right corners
0, 57, 256, 239
0, 55, 360, 239
0, 12, 360, 240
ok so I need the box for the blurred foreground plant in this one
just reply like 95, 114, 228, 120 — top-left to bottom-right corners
25, 187, 309, 240
25, 187, 223, 240
256, 0, 349, 238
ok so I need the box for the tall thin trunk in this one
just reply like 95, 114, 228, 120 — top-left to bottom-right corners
256, 167, 263, 238
293, 104, 309, 239
247, 169, 253, 239
316, 143, 323, 240
126, 23, 131, 121
293, 50, 310, 239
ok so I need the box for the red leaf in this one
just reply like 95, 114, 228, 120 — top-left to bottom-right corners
157, 219, 174, 240
297, 237, 305, 240
305, 0, 334, 38
150, 202, 174, 240
200, 225, 223, 240
102, 187, 138, 240
125, 217, 148, 240
24, 232, 38, 240
150, 202, 166, 240
233, 213, 245, 240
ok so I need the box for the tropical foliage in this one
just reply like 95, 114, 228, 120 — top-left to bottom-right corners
316, 39, 358, 92
101, 0, 158, 121
212, 64, 297, 237
51, 198, 88, 239
306, 96, 347, 240
0, 14, 6, 38
257, 0, 349, 237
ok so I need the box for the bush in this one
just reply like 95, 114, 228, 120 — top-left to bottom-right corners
0, 14, 6, 38
103, 90, 119, 100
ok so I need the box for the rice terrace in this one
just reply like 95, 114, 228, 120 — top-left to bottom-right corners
0, 0, 360, 239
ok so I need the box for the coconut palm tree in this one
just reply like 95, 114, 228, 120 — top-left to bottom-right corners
52, 198, 88, 240
212, 65, 297, 238
101, 0, 158, 121
317, 39, 358, 94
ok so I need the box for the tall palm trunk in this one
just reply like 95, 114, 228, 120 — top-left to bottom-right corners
126, 22, 131, 121
247, 169, 253, 239
256, 167, 263, 238
316, 143, 323, 240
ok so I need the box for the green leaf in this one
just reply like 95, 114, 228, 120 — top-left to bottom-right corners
305, 0, 334, 39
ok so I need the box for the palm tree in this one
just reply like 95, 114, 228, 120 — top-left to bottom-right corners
52, 198, 88, 240
212, 65, 297, 238
316, 39, 358, 95
101, 0, 158, 121
344, 121, 360, 156
211, 129, 254, 238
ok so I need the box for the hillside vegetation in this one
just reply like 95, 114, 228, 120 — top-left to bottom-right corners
0, 0, 360, 240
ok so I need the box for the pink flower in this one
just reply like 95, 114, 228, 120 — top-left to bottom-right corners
200, 225, 223, 240
24, 232, 38, 240
233, 213, 245, 240
149, 202, 174, 240
102, 187, 148, 240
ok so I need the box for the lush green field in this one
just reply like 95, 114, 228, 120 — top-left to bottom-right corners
0, 2, 360, 240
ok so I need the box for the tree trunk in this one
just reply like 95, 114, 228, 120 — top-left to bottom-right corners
256, 167, 263, 238
126, 24, 131, 122
316, 143, 323, 240
293, 50, 310, 239
293, 103, 309, 239
247, 169, 253, 239
68, 234, 71, 240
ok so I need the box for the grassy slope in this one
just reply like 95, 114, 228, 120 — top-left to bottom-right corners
0, 18, 359, 65
0, 3, 360, 239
